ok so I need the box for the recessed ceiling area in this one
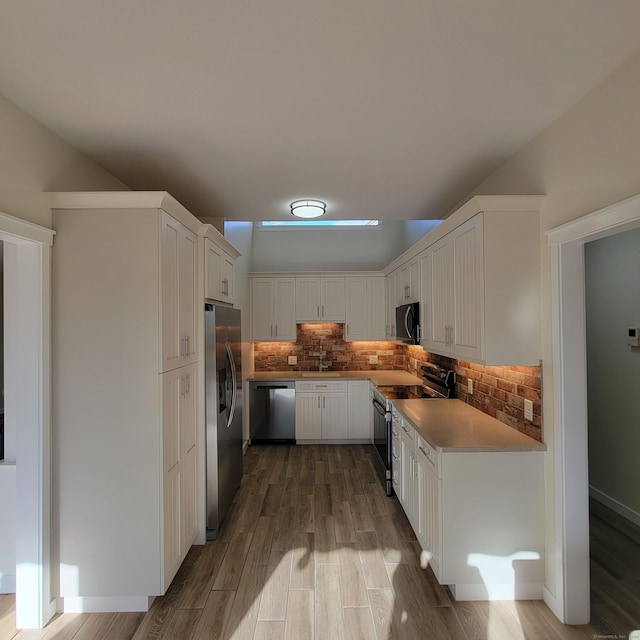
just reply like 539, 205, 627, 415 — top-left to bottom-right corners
1, 1, 640, 221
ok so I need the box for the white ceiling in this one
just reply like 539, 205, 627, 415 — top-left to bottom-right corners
1, 1, 640, 222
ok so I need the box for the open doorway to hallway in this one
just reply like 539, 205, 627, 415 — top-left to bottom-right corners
584, 228, 640, 632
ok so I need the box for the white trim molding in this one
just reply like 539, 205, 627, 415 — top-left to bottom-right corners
546, 193, 640, 624
1, 211, 55, 629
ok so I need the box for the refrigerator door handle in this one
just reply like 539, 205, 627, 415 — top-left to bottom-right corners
226, 343, 237, 429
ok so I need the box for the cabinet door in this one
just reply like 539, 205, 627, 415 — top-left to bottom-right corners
391, 423, 402, 499
163, 462, 181, 587
180, 444, 198, 555
251, 278, 275, 341
179, 227, 198, 366
321, 277, 346, 322
348, 381, 371, 439
161, 213, 181, 372
385, 274, 396, 339
296, 278, 322, 321
345, 277, 368, 341
180, 365, 197, 455
451, 216, 483, 361
400, 424, 417, 528
221, 254, 234, 304
162, 369, 181, 473
205, 239, 224, 302
206, 239, 233, 304
273, 277, 296, 341
399, 263, 417, 303
367, 276, 386, 340
321, 393, 349, 440
417, 454, 441, 580
295, 392, 322, 440
427, 238, 453, 354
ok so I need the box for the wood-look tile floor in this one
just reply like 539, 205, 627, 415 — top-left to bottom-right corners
2, 444, 639, 639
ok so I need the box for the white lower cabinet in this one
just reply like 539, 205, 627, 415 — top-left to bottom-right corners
399, 417, 418, 531
415, 435, 442, 578
391, 419, 402, 499
295, 380, 369, 442
347, 380, 371, 440
392, 406, 545, 601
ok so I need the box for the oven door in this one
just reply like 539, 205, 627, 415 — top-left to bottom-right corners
372, 394, 393, 495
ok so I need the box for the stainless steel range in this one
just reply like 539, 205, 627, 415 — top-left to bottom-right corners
371, 363, 455, 496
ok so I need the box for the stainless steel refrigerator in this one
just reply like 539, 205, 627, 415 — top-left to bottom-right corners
205, 302, 243, 540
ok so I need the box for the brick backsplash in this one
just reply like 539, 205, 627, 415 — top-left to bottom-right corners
254, 325, 543, 442
253, 323, 404, 372
405, 345, 543, 442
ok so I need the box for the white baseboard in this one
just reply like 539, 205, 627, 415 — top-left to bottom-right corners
449, 582, 543, 601
543, 585, 565, 624
61, 595, 152, 613
589, 486, 640, 527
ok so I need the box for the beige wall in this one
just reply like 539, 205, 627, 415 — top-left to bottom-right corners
0, 93, 127, 226
456, 48, 640, 600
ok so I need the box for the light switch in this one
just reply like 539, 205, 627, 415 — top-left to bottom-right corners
369, 355, 379, 364
468, 378, 473, 394
288, 355, 297, 365
524, 399, 534, 421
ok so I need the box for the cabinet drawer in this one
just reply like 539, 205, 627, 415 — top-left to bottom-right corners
398, 418, 414, 443
416, 434, 440, 477
295, 381, 348, 393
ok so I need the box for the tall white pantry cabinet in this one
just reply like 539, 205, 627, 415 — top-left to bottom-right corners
49, 192, 202, 612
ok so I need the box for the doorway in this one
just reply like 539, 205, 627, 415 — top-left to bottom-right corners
547, 193, 640, 624
0, 211, 55, 629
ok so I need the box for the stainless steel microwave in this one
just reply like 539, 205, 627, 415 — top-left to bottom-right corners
395, 302, 420, 344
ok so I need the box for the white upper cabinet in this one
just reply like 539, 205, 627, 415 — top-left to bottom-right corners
251, 276, 296, 341
345, 276, 385, 341
295, 276, 346, 322
398, 258, 421, 303
418, 199, 542, 365
367, 276, 386, 340
201, 225, 241, 306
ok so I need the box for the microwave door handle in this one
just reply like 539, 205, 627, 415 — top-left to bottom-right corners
404, 306, 412, 339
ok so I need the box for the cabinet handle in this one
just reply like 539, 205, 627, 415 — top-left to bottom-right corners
323, 396, 325, 408
322, 304, 325, 317
270, 325, 273, 337
180, 376, 185, 398
275, 325, 278, 337
186, 373, 190, 395
402, 425, 410, 434
187, 336, 191, 355
317, 305, 320, 318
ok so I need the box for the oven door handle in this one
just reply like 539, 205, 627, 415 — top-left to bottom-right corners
372, 398, 388, 417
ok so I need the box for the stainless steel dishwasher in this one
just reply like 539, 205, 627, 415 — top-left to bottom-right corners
249, 380, 296, 443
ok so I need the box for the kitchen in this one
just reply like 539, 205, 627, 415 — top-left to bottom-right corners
1, 2, 640, 637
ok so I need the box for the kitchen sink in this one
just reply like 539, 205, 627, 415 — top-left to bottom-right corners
301, 372, 341, 377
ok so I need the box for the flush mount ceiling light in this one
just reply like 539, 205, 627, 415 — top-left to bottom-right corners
290, 199, 326, 219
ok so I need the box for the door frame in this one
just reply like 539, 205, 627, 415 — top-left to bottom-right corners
546, 193, 640, 624
0, 211, 55, 629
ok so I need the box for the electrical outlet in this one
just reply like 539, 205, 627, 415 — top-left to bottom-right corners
288, 355, 297, 365
467, 378, 473, 394
524, 399, 534, 421
369, 355, 379, 364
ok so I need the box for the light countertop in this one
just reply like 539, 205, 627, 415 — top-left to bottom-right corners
392, 399, 546, 453
248, 370, 423, 386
